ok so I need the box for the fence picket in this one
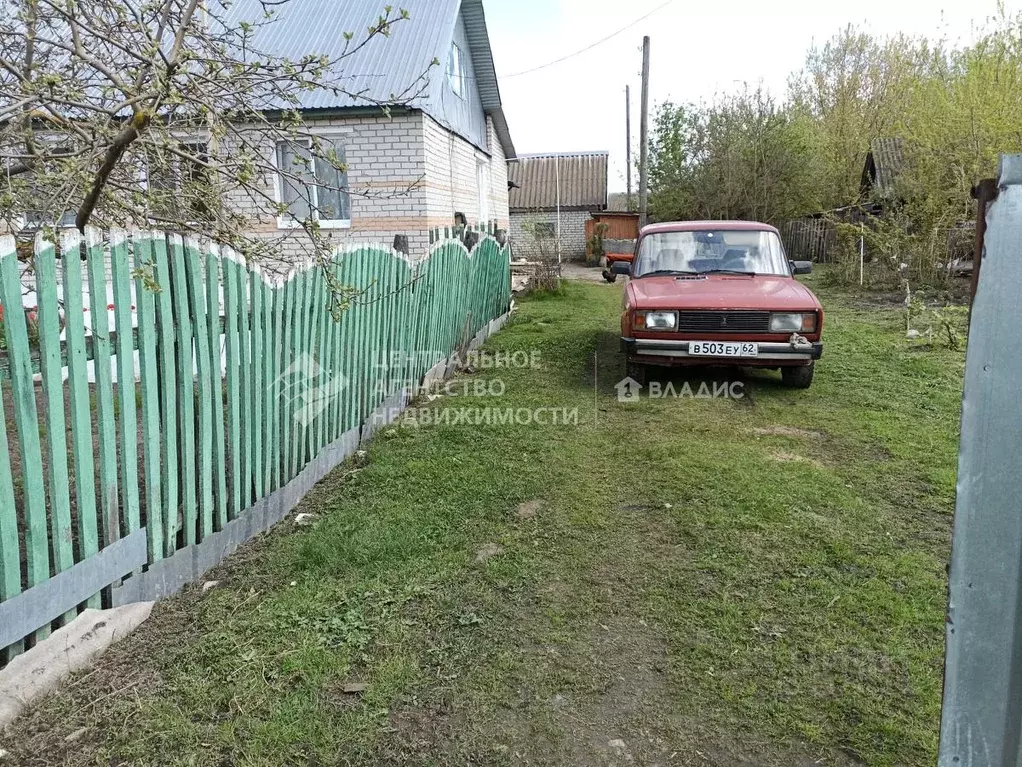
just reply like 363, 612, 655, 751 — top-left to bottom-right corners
184, 239, 214, 540
0, 238, 50, 634
0, 363, 19, 657
85, 229, 120, 551
169, 235, 197, 546
270, 278, 284, 490
110, 231, 140, 539
60, 232, 100, 606
250, 270, 264, 500
237, 256, 253, 511
223, 254, 242, 518
33, 234, 74, 625
281, 274, 295, 483
133, 233, 164, 561
206, 249, 228, 530
151, 235, 179, 552
260, 278, 273, 492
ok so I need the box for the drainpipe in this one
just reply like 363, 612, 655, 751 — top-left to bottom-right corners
556, 154, 562, 266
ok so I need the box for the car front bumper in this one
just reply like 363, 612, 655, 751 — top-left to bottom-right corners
622, 337, 823, 365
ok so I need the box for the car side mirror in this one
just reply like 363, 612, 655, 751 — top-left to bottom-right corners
611, 261, 631, 276
791, 260, 813, 276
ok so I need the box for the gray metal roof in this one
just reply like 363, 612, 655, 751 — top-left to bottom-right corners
220, 0, 514, 157
507, 152, 609, 211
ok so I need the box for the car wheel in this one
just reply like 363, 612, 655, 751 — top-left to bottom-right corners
626, 359, 647, 386
603, 270, 618, 283
781, 363, 815, 389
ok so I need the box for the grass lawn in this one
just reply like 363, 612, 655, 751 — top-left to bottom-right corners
1, 271, 963, 766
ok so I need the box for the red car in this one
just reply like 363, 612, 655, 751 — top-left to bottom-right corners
615, 221, 823, 389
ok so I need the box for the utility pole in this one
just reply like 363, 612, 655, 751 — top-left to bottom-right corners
625, 85, 633, 211
638, 36, 650, 229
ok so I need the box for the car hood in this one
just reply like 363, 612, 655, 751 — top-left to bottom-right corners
628, 274, 821, 311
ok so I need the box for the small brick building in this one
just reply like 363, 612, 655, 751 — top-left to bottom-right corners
507, 152, 609, 261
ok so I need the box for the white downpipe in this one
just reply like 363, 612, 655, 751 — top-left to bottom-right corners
555, 154, 562, 267
860, 222, 865, 286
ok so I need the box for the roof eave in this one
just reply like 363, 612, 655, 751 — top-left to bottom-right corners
460, 0, 515, 159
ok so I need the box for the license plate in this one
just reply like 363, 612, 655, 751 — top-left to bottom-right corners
689, 341, 759, 358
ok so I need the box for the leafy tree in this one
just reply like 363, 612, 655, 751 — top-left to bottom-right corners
648, 12, 1022, 286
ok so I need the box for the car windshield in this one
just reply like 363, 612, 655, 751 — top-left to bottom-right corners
633, 229, 790, 277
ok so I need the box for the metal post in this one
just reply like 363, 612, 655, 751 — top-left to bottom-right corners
626, 85, 633, 211
938, 154, 1022, 767
638, 36, 651, 230
859, 222, 865, 286
556, 153, 562, 267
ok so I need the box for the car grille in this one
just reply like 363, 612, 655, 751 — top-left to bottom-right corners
676, 311, 771, 333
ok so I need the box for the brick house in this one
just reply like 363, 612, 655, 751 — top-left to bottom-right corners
507, 152, 608, 261
226, 0, 516, 259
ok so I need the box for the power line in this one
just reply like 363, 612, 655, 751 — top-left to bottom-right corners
502, 0, 675, 79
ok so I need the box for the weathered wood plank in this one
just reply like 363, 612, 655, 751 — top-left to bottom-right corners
0, 239, 27, 651
185, 238, 214, 541
132, 232, 164, 561
206, 249, 228, 531
280, 274, 295, 484
270, 278, 284, 491
237, 253, 253, 511
60, 231, 100, 606
33, 233, 74, 625
222, 253, 242, 518
250, 269, 264, 500
308, 266, 324, 457
169, 235, 197, 547
0, 334, 21, 655
0, 244, 50, 620
151, 234, 179, 553
110, 230, 141, 539
289, 268, 307, 479
85, 228, 120, 551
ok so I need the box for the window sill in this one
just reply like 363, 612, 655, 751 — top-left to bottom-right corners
276, 219, 352, 231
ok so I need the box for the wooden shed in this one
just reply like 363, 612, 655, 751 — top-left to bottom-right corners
587, 211, 640, 261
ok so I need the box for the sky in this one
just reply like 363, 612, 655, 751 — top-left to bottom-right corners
484, 0, 1022, 193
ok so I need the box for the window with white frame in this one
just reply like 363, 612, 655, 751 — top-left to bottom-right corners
448, 43, 465, 99
19, 209, 77, 231
147, 141, 212, 222
476, 156, 489, 225
16, 144, 79, 230
275, 137, 350, 227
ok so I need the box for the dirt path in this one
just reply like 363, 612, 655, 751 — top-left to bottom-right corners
559, 261, 615, 283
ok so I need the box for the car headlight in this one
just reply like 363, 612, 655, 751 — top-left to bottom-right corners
633, 310, 678, 331
770, 312, 818, 333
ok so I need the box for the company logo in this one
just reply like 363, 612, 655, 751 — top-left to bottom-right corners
615, 376, 643, 403
615, 376, 745, 403
275, 353, 349, 426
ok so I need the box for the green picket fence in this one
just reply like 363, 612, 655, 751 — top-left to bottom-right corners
0, 228, 511, 662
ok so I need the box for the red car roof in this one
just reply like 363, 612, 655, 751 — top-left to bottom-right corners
640, 221, 781, 236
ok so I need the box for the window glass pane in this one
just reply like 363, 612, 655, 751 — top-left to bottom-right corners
449, 44, 464, 97
313, 139, 350, 222
276, 140, 313, 221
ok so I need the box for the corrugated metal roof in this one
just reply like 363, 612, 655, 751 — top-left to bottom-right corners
507, 152, 609, 211
222, 0, 455, 110
220, 0, 514, 157
865, 137, 905, 198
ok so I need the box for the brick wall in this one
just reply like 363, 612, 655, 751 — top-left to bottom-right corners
509, 210, 591, 261
423, 114, 509, 233
227, 111, 431, 263
229, 110, 511, 268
